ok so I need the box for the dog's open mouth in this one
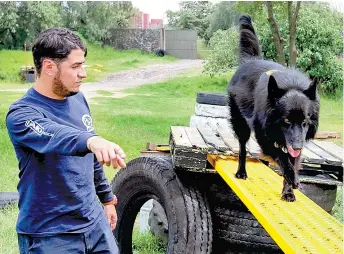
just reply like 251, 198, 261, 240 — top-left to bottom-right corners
274, 142, 302, 157
287, 145, 301, 158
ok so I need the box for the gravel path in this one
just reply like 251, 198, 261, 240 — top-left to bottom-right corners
0, 59, 203, 100
80, 59, 203, 99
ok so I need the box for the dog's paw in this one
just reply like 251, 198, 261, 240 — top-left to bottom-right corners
282, 192, 296, 202
235, 171, 247, 180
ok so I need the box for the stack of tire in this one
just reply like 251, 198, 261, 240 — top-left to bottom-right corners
149, 170, 281, 254
111, 156, 281, 253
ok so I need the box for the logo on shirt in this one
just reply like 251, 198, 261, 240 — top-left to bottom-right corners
25, 120, 54, 137
82, 114, 94, 132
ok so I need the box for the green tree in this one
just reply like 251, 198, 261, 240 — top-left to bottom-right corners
203, 27, 239, 76
79, 2, 136, 43
236, 1, 301, 66
61, 1, 88, 31
287, 1, 301, 66
0, 2, 20, 49
0, 1, 136, 49
246, 1, 343, 94
295, 2, 343, 95
205, 2, 343, 95
0, 1, 62, 49
207, 1, 240, 39
25, 2, 63, 42
166, 1, 213, 40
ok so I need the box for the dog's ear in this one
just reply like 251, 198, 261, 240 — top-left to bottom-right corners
304, 78, 318, 100
268, 75, 285, 100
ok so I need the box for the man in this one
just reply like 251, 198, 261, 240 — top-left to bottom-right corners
6, 28, 125, 253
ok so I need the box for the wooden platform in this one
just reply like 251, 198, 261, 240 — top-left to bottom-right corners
169, 125, 343, 182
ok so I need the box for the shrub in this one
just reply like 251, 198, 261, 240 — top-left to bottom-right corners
257, 3, 343, 95
203, 27, 238, 76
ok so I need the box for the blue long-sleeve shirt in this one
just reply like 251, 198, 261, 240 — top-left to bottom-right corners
6, 88, 114, 236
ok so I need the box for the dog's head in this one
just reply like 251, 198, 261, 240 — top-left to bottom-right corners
267, 75, 319, 157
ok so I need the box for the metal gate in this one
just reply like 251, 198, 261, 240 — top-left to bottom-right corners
164, 29, 197, 59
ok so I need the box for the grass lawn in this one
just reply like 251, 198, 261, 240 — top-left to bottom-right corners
0, 42, 177, 89
0, 71, 342, 253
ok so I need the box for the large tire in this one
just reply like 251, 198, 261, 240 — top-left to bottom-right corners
155, 49, 166, 57
111, 157, 212, 254
300, 183, 337, 213
196, 92, 228, 106
177, 171, 281, 254
206, 175, 281, 253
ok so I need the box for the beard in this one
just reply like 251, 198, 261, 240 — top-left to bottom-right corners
52, 69, 78, 98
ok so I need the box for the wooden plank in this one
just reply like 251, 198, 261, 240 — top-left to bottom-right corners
248, 136, 325, 164
217, 124, 240, 154
146, 142, 170, 151
197, 127, 230, 153
172, 154, 207, 169
312, 140, 343, 162
305, 142, 342, 166
301, 146, 325, 164
195, 103, 229, 118
216, 120, 256, 158
170, 126, 192, 148
315, 131, 341, 140
184, 127, 208, 150
299, 175, 343, 186
170, 126, 208, 170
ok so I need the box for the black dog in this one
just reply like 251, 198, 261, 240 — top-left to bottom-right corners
227, 14, 319, 201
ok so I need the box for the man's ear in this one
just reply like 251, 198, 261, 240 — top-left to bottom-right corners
304, 77, 318, 100
42, 59, 57, 76
268, 75, 285, 100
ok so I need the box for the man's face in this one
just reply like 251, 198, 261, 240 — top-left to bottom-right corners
52, 49, 87, 98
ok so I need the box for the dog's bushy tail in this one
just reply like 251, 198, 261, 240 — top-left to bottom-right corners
239, 14, 261, 64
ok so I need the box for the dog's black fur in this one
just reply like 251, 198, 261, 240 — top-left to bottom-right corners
227, 14, 320, 201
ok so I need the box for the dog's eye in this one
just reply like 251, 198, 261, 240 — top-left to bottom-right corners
284, 119, 290, 124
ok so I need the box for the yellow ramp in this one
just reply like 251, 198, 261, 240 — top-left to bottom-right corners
208, 155, 343, 254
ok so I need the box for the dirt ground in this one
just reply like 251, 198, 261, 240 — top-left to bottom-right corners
80, 59, 203, 100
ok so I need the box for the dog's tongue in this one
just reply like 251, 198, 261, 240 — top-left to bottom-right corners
287, 146, 301, 158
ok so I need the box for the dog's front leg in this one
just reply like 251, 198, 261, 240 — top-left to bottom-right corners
276, 153, 300, 188
276, 154, 300, 202
236, 140, 248, 179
